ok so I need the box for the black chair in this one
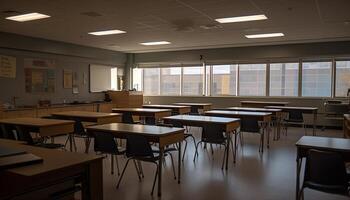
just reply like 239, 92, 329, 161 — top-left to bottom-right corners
193, 124, 231, 169
300, 149, 350, 199
121, 112, 135, 124
92, 131, 125, 175
71, 119, 93, 153
190, 106, 200, 115
117, 134, 176, 195
283, 110, 307, 136
240, 118, 264, 153
15, 126, 64, 149
0, 124, 16, 140
144, 117, 156, 125
42, 115, 76, 151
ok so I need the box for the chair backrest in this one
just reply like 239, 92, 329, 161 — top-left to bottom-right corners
74, 120, 86, 135
125, 134, 153, 158
288, 110, 303, 121
240, 118, 260, 133
92, 132, 119, 154
304, 149, 348, 191
201, 124, 226, 144
144, 117, 156, 125
0, 124, 17, 140
122, 113, 134, 124
15, 126, 35, 145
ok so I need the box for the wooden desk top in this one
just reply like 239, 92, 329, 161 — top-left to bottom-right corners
296, 136, 350, 152
142, 104, 191, 109
265, 106, 318, 112
163, 115, 239, 124
0, 118, 74, 127
206, 110, 272, 117
0, 139, 102, 176
52, 111, 121, 118
86, 123, 184, 137
173, 103, 212, 106
112, 108, 172, 113
241, 101, 289, 105
220, 107, 282, 113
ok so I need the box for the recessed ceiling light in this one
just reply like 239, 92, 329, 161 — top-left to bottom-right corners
140, 41, 171, 46
245, 33, 285, 39
88, 29, 126, 36
6, 12, 50, 22
215, 14, 267, 24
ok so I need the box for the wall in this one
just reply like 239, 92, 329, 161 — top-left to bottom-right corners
135, 41, 350, 64
0, 32, 126, 106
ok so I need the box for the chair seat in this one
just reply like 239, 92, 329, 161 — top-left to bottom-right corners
303, 181, 349, 195
36, 143, 65, 149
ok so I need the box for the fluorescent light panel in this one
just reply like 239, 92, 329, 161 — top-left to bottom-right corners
215, 14, 267, 23
245, 33, 284, 38
6, 12, 50, 22
88, 29, 126, 36
140, 41, 171, 46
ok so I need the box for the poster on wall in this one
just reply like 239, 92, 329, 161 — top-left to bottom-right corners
63, 69, 73, 88
24, 58, 56, 93
72, 71, 79, 94
0, 55, 16, 78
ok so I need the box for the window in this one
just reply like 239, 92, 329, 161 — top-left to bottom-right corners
132, 68, 142, 91
160, 67, 181, 95
302, 61, 332, 97
239, 64, 266, 96
270, 63, 299, 96
143, 68, 160, 95
212, 64, 238, 96
182, 66, 204, 95
336, 60, 350, 97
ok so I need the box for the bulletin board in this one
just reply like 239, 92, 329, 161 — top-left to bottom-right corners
0, 55, 16, 78
24, 58, 56, 93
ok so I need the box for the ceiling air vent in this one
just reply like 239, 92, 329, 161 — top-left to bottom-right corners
80, 11, 102, 17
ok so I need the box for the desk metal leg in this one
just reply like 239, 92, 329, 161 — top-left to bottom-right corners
267, 122, 270, 148
313, 112, 317, 136
178, 142, 181, 184
233, 130, 237, 164
226, 133, 231, 170
158, 147, 164, 197
69, 134, 73, 152
296, 157, 302, 200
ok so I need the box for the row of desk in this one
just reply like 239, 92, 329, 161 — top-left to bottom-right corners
0, 101, 323, 199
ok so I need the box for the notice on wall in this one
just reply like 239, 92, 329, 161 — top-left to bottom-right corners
0, 55, 16, 78
24, 58, 56, 93
63, 69, 73, 88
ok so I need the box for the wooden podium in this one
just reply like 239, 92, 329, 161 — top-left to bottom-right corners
108, 91, 143, 108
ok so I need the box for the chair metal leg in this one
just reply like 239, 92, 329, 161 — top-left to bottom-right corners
116, 158, 131, 188
133, 160, 142, 181
115, 155, 120, 175
182, 140, 188, 161
111, 154, 114, 175
151, 164, 159, 196
221, 144, 227, 170
168, 153, 177, 180
138, 161, 144, 178
193, 141, 202, 162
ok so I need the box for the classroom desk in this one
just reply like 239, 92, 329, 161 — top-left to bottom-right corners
142, 104, 191, 114
0, 139, 103, 200
295, 136, 350, 200
0, 117, 75, 151
344, 114, 350, 138
52, 111, 122, 125
163, 115, 240, 168
112, 108, 172, 124
205, 110, 272, 150
172, 103, 212, 114
86, 123, 184, 197
217, 107, 283, 140
265, 106, 318, 136
241, 100, 289, 108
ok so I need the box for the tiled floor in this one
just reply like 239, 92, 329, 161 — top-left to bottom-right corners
59, 126, 347, 200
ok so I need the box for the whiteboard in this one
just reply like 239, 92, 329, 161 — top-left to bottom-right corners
89, 64, 113, 92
